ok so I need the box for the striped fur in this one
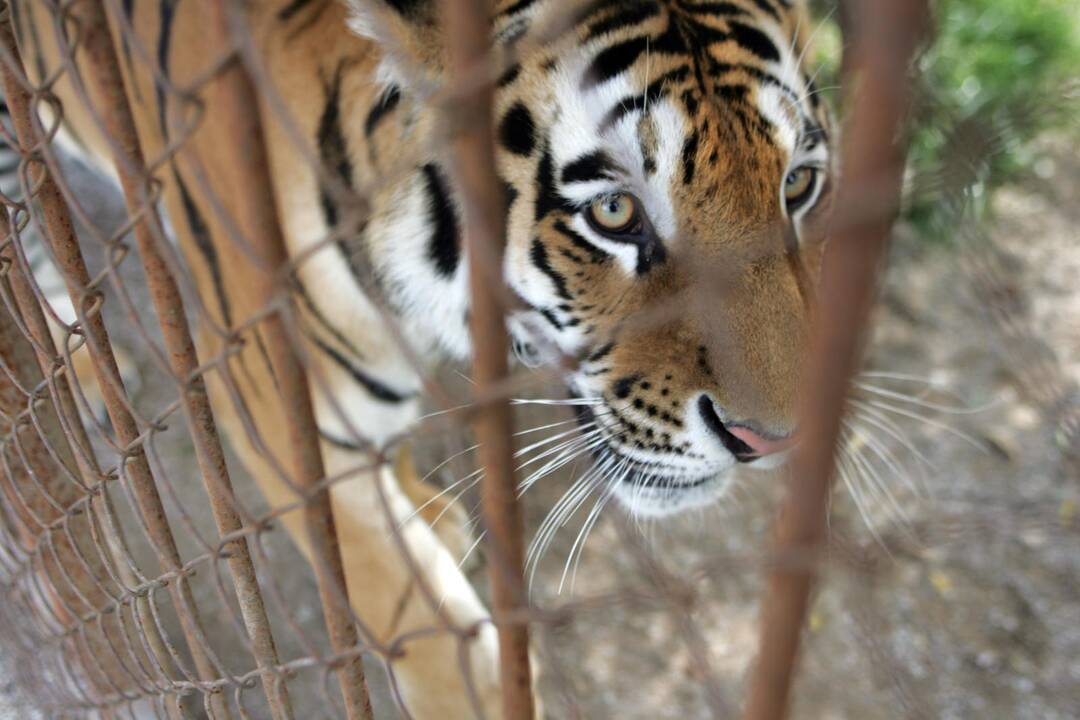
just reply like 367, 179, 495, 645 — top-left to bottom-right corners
8, 0, 833, 715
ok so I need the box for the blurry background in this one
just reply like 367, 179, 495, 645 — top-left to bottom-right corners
3, 0, 1078, 717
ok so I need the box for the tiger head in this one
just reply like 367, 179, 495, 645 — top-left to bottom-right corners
349, 0, 834, 516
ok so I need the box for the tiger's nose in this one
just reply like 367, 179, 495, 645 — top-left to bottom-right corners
696, 396, 794, 461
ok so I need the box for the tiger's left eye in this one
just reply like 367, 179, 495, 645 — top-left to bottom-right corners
783, 167, 818, 211
586, 193, 640, 235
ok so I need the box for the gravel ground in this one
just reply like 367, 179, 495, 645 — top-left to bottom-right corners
1, 139, 1077, 718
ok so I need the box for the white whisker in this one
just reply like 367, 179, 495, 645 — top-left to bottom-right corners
457, 529, 487, 571
511, 397, 603, 407
844, 435, 913, 532
518, 432, 608, 495
835, 453, 890, 552
847, 402, 936, 474
846, 418, 926, 498
856, 382, 998, 415
561, 461, 623, 595
856, 398, 988, 451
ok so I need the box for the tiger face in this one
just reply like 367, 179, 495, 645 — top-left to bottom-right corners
349, 0, 834, 517
491, 1, 834, 515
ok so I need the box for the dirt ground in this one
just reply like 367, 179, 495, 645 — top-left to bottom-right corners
2, 138, 1078, 718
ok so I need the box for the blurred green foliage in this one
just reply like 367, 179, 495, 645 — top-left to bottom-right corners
812, 0, 1080, 241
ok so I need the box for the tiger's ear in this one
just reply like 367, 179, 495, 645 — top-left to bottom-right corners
342, 0, 537, 93
342, 0, 447, 92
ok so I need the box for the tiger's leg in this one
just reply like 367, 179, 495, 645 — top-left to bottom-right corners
205, 356, 501, 719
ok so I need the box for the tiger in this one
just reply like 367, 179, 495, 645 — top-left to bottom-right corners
7, 0, 834, 716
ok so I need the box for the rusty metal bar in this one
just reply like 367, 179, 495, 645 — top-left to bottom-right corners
0, 10, 230, 716
440, 0, 535, 717
66, 3, 295, 717
740, 2, 930, 720
204, 2, 373, 718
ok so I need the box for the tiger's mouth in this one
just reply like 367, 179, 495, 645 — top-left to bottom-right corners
622, 467, 713, 489
569, 397, 740, 516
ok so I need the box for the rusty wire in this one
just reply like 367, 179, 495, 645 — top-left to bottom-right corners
0, 0, 1075, 719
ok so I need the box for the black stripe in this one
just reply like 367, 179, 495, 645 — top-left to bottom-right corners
498, 103, 536, 157
710, 60, 797, 102
503, 180, 519, 224
601, 66, 690, 130
538, 308, 564, 330
681, 131, 699, 184
364, 85, 401, 137
573, 0, 629, 24
156, 1, 178, 136
176, 170, 269, 395
530, 238, 572, 301
716, 83, 749, 102
118, 0, 139, 83
381, 0, 430, 16
497, 0, 538, 18
319, 429, 368, 451
498, 65, 521, 87
278, 0, 317, 21
802, 122, 828, 149
318, 63, 352, 230
583, 35, 649, 88
554, 220, 610, 264
311, 336, 415, 403
587, 341, 615, 363
176, 173, 230, 328
559, 248, 585, 265
727, 20, 780, 62
297, 284, 367, 362
421, 164, 461, 277
584, 2, 661, 41
669, 12, 731, 47
316, 65, 389, 302
682, 2, 749, 18
748, 0, 782, 23
252, 329, 280, 391
534, 146, 576, 221
560, 151, 618, 185
805, 75, 823, 109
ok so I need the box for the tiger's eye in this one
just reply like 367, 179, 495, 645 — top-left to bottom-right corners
588, 193, 638, 234
783, 167, 817, 209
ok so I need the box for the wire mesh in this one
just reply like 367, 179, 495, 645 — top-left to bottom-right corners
0, 0, 1076, 719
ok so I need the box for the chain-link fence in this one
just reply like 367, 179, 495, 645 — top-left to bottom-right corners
0, 0, 1076, 718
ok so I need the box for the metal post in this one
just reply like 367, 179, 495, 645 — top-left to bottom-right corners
740, 2, 929, 719
203, 2, 373, 717
440, 0, 535, 717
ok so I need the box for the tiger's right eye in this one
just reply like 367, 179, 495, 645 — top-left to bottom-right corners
586, 193, 641, 236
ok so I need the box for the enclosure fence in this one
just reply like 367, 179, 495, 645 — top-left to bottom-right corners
0, 0, 1075, 719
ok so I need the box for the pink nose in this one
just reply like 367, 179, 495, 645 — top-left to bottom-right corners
728, 425, 795, 457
